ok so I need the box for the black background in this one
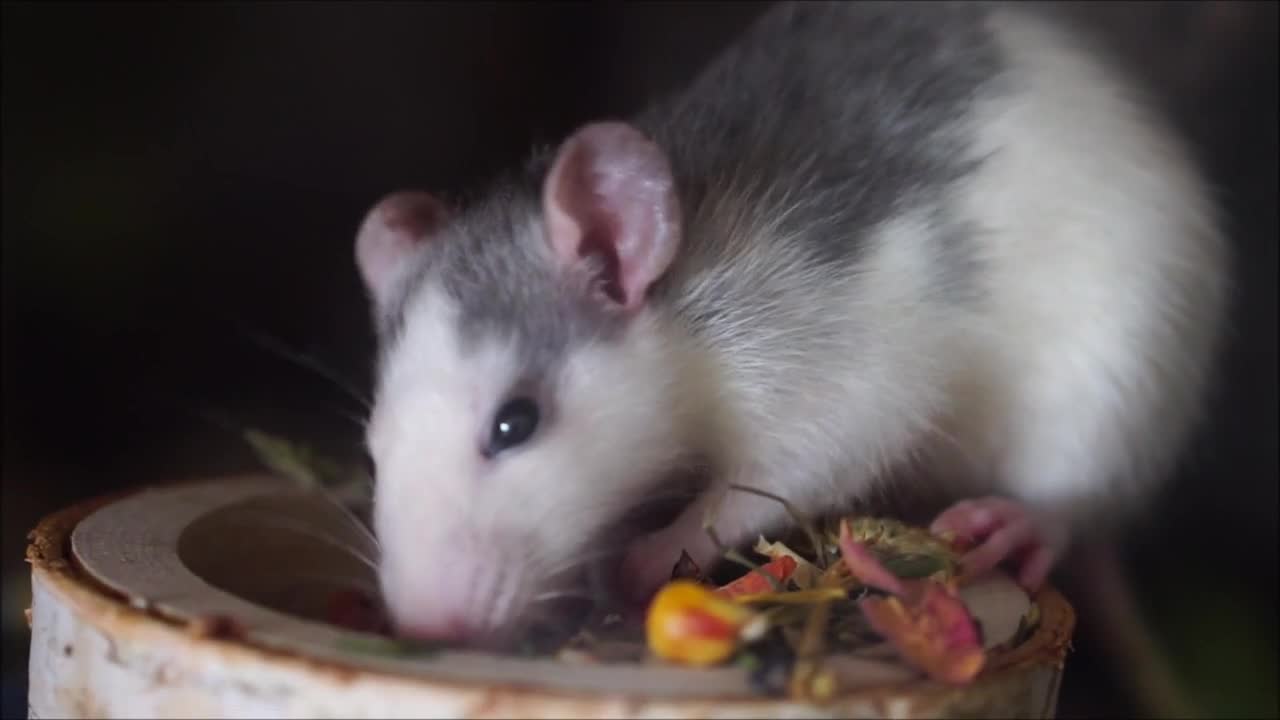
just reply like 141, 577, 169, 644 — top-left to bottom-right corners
3, 2, 1276, 717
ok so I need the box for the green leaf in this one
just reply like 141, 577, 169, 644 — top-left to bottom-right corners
242, 428, 360, 489
335, 634, 443, 659
879, 553, 948, 579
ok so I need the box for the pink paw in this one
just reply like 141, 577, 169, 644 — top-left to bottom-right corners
930, 496, 1069, 592
618, 526, 716, 607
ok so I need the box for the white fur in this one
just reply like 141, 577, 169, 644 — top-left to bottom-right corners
627, 5, 1230, 576
940, 7, 1229, 523
369, 286, 510, 635
369, 285, 718, 637
683, 208, 966, 502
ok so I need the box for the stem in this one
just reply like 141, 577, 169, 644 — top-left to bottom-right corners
726, 483, 829, 570
701, 516, 784, 592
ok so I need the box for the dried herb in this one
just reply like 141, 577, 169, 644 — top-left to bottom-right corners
716, 556, 798, 598
335, 634, 443, 659
838, 518, 908, 595
753, 537, 821, 589
243, 428, 349, 489
241, 427, 372, 501
231, 427, 1025, 694
832, 519, 986, 684
634, 487, 1003, 697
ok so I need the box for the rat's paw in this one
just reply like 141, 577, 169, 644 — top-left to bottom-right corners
930, 496, 1069, 592
618, 525, 715, 606
617, 533, 680, 606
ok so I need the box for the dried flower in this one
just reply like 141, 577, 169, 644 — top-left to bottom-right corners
838, 518, 907, 595
717, 556, 798, 599
858, 580, 985, 685
753, 537, 821, 589
646, 580, 761, 666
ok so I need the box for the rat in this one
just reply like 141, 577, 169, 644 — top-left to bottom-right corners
352, 1, 1230, 647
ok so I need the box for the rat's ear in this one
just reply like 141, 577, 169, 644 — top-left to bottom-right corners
355, 191, 450, 311
543, 122, 682, 311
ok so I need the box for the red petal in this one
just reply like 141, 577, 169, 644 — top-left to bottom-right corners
858, 581, 985, 685
918, 582, 982, 651
715, 556, 798, 598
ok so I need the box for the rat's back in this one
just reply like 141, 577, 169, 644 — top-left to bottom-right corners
633, 0, 1229, 522
639, 1, 1003, 295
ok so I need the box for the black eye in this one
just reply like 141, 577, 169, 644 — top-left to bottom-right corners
487, 397, 540, 456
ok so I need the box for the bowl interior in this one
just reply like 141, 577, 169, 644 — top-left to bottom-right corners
178, 489, 381, 624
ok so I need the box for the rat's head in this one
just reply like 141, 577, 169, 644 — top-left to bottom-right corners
355, 123, 703, 647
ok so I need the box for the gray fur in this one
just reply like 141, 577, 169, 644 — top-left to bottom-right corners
379, 153, 626, 389
379, 0, 1007, 393
638, 1, 1005, 329
442, 162, 627, 381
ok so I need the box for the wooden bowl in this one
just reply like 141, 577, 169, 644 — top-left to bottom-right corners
26, 475, 1074, 718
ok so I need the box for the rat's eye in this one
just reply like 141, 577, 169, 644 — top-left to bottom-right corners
487, 397, 540, 456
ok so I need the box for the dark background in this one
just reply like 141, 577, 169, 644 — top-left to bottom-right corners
2, 2, 1275, 717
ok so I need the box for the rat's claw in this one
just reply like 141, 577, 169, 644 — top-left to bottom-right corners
931, 496, 1067, 593
1016, 543, 1057, 592
961, 515, 1037, 578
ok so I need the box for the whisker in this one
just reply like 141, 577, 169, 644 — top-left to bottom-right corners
530, 588, 594, 604
191, 408, 378, 548
235, 323, 372, 411
532, 548, 621, 580
519, 606, 578, 631
330, 409, 374, 431
302, 486, 381, 551
516, 602, 596, 648
273, 572, 382, 598
216, 515, 380, 570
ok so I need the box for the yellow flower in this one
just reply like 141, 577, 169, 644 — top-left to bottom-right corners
646, 580, 761, 666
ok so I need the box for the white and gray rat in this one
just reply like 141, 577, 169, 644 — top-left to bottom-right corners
352, 1, 1230, 646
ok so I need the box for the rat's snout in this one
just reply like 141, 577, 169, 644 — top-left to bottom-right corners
391, 608, 486, 645
377, 537, 526, 647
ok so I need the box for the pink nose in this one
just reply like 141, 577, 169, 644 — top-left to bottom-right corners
378, 538, 520, 646
393, 612, 480, 644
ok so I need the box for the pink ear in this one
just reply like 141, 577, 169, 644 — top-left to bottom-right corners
355, 191, 450, 309
543, 122, 682, 311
